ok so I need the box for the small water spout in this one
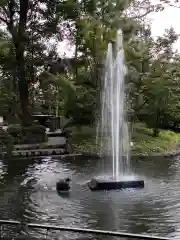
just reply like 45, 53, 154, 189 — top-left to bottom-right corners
97, 29, 130, 180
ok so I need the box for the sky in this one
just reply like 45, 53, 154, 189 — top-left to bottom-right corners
150, 5, 180, 49
57, 4, 180, 57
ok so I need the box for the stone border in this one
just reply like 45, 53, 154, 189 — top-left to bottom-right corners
2, 148, 68, 159
131, 149, 180, 159
13, 143, 66, 151
2, 148, 180, 161
1, 153, 96, 161
60, 153, 100, 161
1, 151, 100, 161
73, 149, 180, 159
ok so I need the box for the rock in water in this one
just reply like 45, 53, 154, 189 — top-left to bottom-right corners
56, 177, 71, 192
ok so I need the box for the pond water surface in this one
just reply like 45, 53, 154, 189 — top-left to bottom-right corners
0, 155, 179, 239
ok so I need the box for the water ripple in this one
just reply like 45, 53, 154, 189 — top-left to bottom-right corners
0, 156, 180, 239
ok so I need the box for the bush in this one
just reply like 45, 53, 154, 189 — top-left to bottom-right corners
7, 124, 21, 139
0, 128, 13, 156
8, 124, 47, 144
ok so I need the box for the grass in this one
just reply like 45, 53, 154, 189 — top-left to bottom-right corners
131, 123, 180, 154
71, 122, 180, 154
71, 126, 98, 153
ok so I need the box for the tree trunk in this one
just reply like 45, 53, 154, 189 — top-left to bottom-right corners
7, 0, 31, 125
15, 45, 31, 126
15, 0, 31, 126
55, 87, 60, 117
153, 128, 160, 137
152, 110, 160, 137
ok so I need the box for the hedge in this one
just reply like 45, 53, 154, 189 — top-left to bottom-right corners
7, 124, 47, 144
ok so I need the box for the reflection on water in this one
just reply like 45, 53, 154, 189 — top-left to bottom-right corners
0, 156, 180, 239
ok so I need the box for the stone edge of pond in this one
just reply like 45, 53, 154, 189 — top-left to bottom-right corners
1, 148, 67, 159
1, 149, 180, 160
72, 150, 180, 160
131, 149, 180, 159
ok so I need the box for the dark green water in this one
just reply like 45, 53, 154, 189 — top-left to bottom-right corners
0, 155, 179, 239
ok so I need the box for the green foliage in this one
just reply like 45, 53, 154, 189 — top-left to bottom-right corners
8, 124, 46, 144
131, 123, 180, 153
7, 124, 21, 140
0, 0, 179, 152
71, 123, 180, 154
0, 128, 13, 157
21, 124, 47, 144
71, 126, 98, 152
127, 26, 180, 135
0, 0, 67, 125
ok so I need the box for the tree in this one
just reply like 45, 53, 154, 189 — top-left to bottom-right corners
128, 27, 180, 136
0, 0, 62, 125
0, 0, 178, 137
0, 30, 18, 122
159, 0, 180, 8
39, 71, 76, 116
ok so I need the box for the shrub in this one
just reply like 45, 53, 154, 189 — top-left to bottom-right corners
8, 124, 47, 144
7, 124, 21, 139
0, 128, 13, 156
22, 124, 46, 144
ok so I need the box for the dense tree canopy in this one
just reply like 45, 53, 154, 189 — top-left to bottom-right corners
0, 0, 179, 136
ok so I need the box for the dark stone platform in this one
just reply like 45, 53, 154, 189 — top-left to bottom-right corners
88, 178, 144, 191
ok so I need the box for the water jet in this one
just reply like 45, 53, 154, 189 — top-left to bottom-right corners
89, 29, 144, 191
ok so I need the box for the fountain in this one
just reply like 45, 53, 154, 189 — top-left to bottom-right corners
88, 29, 144, 191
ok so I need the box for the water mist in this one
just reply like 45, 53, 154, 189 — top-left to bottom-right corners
97, 29, 130, 180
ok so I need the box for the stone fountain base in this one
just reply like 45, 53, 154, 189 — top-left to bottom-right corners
88, 178, 144, 191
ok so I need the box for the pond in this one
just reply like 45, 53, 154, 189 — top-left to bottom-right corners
0, 155, 179, 239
